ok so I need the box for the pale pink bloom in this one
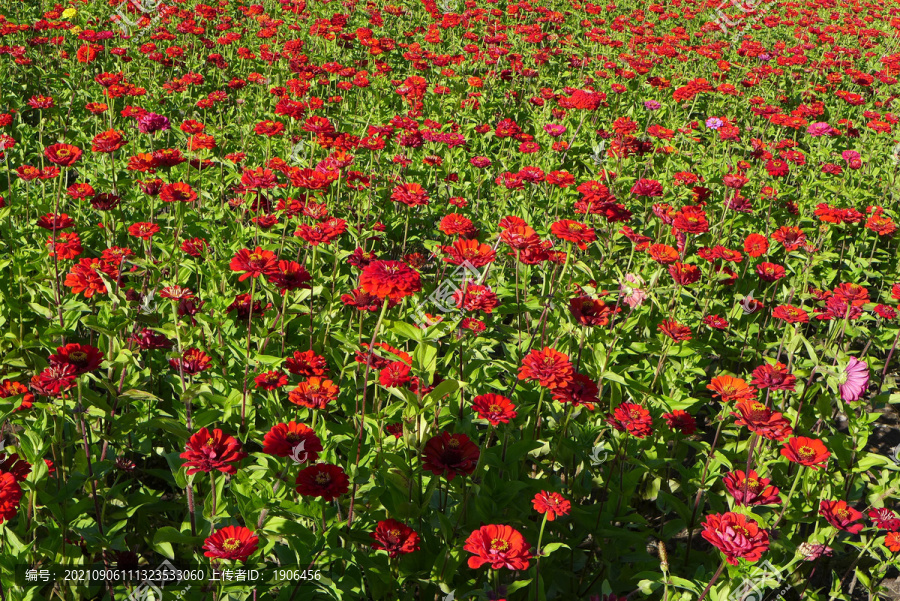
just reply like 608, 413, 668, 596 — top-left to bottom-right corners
619, 274, 647, 308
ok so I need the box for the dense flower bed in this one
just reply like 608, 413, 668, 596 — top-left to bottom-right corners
0, 0, 899, 599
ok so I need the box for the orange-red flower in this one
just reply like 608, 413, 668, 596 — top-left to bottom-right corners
471, 393, 517, 425
44, 143, 82, 166
0, 471, 22, 523
608, 402, 653, 438
780, 436, 830, 470
731, 400, 793, 441
464, 524, 533, 570
230, 247, 279, 281
518, 347, 573, 389
532, 491, 571, 521
359, 260, 421, 301
288, 377, 339, 410
707, 375, 757, 402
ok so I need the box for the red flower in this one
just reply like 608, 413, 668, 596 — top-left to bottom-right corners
359, 260, 421, 301
44, 143, 82, 166
551, 373, 599, 410
159, 182, 197, 203
370, 519, 421, 558
648, 244, 679, 264
723, 470, 780, 506
731, 400, 793, 441
379, 361, 412, 388
0, 380, 34, 412
49, 343, 104, 375
532, 491, 571, 521
285, 350, 329, 376
744, 233, 769, 257
756, 262, 786, 282
270, 261, 311, 292
517, 347, 574, 390
669, 262, 701, 286
262, 422, 322, 461
203, 525, 258, 562
254, 371, 287, 391
885, 532, 900, 553
464, 524, 533, 570
442, 238, 497, 267
453, 284, 499, 314
780, 436, 830, 470
230, 247, 279, 281
295, 463, 349, 501
569, 296, 614, 327
868, 508, 900, 531
819, 500, 864, 534
608, 402, 653, 438
471, 393, 517, 425
169, 348, 212, 375
751, 362, 796, 392
180, 428, 247, 475
772, 304, 809, 323
30, 364, 77, 397
662, 409, 697, 435
631, 178, 664, 197
701, 512, 770, 565
0, 472, 22, 523
288, 377, 339, 410
672, 205, 709, 234
64, 258, 107, 298
92, 129, 127, 153
551, 219, 596, 250
658, 319, 692, 341
128, 222, 160, 240
421, 431, 480, 481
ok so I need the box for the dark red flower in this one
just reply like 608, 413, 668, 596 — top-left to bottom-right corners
662, 409, 697, 435
608, 402, 653, 438
421, 431, 480, 481
723, 470, 780, 506
49, 343, 104, 375
370, 519, 421, 558
295, 463, 349, 501
819, 500, 864, 534
262, 421, 322, 461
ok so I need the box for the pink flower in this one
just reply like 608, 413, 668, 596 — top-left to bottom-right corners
807, 122, 836, 137
619, 273, 647, 308
839, 357, 869, 402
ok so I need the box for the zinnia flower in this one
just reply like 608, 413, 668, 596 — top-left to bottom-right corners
838, 357, 869, 402
370, 519, 421, 558
203, 525, 258, 562
780, 436, 830, 470
262, 422, 322, 461
471, 393, 517, 426
421, 431, 480, 481
464, 524, 533, 570
819, 500, 864, 533
180, 428, 247, 475
722, 470, 780, 506
517, 347, 574, 389
532, 491, 571, 521
295, 463, 349, 501
359, 260, 421, 301
0, 472, 23, 523
701, 512, 770, 565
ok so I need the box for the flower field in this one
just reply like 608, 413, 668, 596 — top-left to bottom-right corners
1, 0, 900, 599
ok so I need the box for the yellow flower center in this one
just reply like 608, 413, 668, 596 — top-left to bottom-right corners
222, 538, 240, 551
490, 538, 509, 551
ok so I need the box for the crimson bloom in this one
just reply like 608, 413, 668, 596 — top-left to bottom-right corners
44, 143, 82, 166
819, 500, 864, 533
203, 525, 258, 562
701, 512, 770, 565
230, 247, 279, 281
608, 402, 653, 438
370, 519, 421, 558
295, 463, 349, 501
262, 422, 322, 461
723, 470, 781, 506
49, 343, 104, 375
421, 431, 480, 481
0, 472, 22, 523
471, 393, 517, 425
180, 428, 247, 475
532, 491, 571, 521
464, 524, 533, 570
169, 348, 212, 375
